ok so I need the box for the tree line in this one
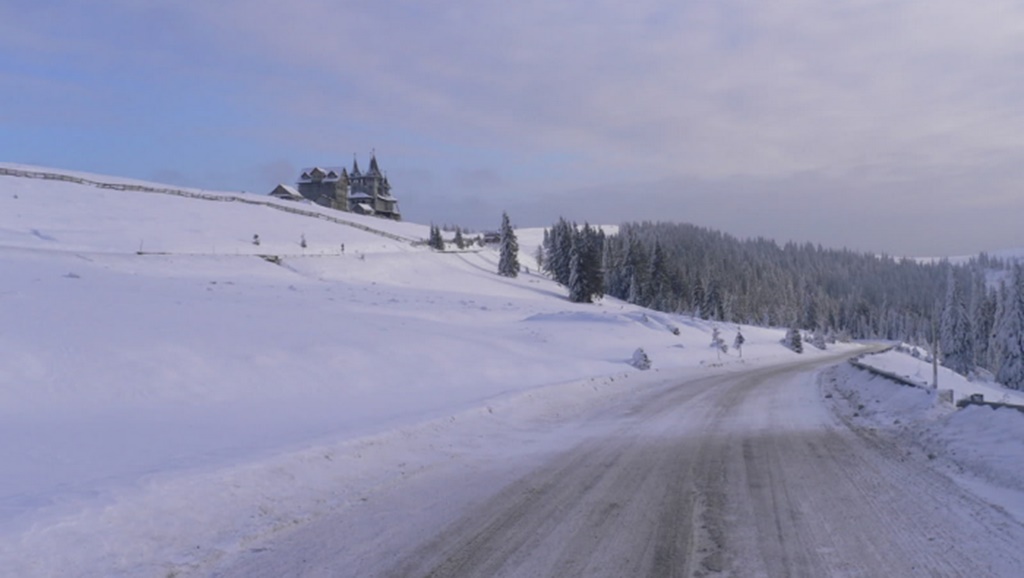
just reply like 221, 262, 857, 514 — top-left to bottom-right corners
535, 219, 1024, 388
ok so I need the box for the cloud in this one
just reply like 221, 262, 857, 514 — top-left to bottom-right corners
143, 1, 1021, 178
14, 1, 1024, 179
5, 1, 1024, 255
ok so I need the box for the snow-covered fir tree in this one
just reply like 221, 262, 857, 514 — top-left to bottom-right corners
811, 328, 827, 350
733, 329, 745, 357
647, 241, 669, 308
453, 227, 465, 249
995, 265, 1024, 389
941, 267, 975, 375
784, 326, 803, 353
710, 327, 728, 354
542, 220, 604, 302
578, 223, 605, 301
567, 241, 587, 302
497, 212, 519, 277
627, 273, 641, 305
972, 271, 997, 369
989, 280, 1010, 372
428, 224, 444, 250
541, 218, 573, 285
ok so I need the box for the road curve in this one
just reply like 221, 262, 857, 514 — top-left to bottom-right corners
211, 353, 1024, 577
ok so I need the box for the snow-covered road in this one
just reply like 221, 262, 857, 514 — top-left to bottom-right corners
204, 352, 1024, 577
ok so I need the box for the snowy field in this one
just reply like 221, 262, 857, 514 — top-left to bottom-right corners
3, 165, 1023, 577
0, 165, 856, 576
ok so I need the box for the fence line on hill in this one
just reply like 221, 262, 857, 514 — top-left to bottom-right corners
0, 166, 417, 244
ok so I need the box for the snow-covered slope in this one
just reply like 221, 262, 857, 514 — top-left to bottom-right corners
856, 348, 1024, 406
7, 163, 1024, 577
2, 164, 845, 576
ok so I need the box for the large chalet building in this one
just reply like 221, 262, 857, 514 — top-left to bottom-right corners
273, 154, 400, 220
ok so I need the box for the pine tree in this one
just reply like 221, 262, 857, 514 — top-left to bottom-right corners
648, 241, 667, 307
784, 326, 803, 353
691, 278, 705, 318
704, 280, 723, 321
580, 223, 605, 300
710, 327, 728, 356
733, 329, 745, 357
973, 275, 996, 369
542, 218, 574, 285
555, 219, 574, 285
966, 268, 991, 368
995, 265, 1024, 389
941, 267, 974, 375
568, 241, 588, 302
428, 224, 444, 250
498, 211, 519, 277
811, 327, 827, 350
627, 272, 641, 305
453, 227, 465, 249
989, 281, 1009, 371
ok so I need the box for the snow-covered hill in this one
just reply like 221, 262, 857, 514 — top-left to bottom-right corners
3, 164, 846, 576
6, 163, 1024, 577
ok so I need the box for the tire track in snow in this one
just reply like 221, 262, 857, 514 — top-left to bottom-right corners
209, 353, 1024, 577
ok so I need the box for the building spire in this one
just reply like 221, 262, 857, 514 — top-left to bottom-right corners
368, 149, 381, 176
351, 153, 361, 176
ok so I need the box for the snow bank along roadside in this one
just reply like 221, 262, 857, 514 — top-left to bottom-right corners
825, 359, 1024, 525
854, 347, 1024, 407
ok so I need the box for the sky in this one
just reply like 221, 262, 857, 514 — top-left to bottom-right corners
2, 0, 1023, 257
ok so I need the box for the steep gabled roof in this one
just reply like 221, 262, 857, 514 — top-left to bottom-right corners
298, 166, 347, 183
269, 184, 305, 201
368, 154, 382, 177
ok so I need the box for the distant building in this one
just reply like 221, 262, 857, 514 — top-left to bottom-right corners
286, 154, 401, 220
268, 184, 305, 202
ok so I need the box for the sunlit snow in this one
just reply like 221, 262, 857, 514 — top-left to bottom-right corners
1, 164, 1021, 576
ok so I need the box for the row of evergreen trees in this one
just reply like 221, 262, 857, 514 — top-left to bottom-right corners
534, 219, 1024, 389
940, 263, 1024, 389
537, 218, 605, 302
427, 224, 473, 250
427, 214, 519, 278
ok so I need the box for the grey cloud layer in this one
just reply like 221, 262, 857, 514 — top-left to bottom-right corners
3, 0, 1023, 255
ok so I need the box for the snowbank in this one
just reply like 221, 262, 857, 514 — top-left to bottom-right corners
855, 347, 1024, 406
828, 358, 1024, 525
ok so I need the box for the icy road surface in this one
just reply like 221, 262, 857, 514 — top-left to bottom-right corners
208, 352, 1024, 577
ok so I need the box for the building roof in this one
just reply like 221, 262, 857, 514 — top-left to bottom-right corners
367, 155, 382, 177
269, 184, 304, 199
298, 166, 347, 183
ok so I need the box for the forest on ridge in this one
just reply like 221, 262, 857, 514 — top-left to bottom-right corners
534, 219, 1024, 389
